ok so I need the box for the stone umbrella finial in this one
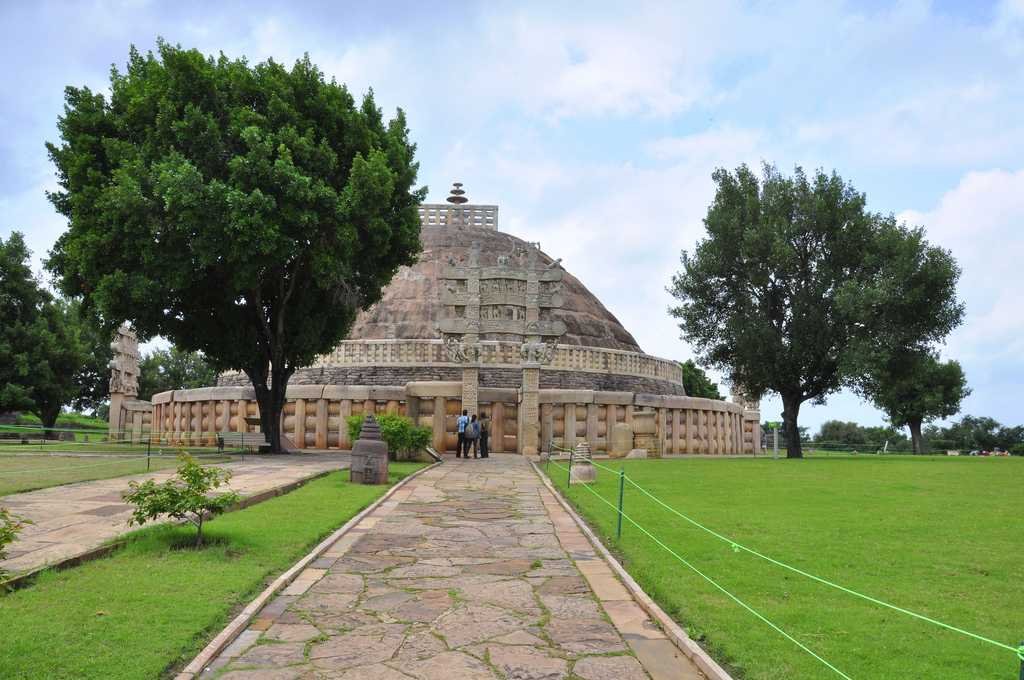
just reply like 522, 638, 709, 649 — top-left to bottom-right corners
350, 415, 389, 484
570, 440, 596, 484
446, 182, 468, 204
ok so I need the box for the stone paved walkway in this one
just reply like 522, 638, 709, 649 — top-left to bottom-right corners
0, 454, 349, 575
204, 455, 705, 680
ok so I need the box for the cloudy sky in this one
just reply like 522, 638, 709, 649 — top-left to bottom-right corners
2, 0, 1022, 433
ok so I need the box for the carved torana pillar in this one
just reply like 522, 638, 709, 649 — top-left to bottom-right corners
108, 324, 140, 439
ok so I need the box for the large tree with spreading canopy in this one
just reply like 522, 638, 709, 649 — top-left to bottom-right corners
669, 164, 963, 458
47, 42, 424, 451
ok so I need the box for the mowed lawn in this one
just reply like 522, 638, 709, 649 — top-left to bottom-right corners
549, 456, 1023, 680
0, 451, 231, 496
0, 464, 424, 679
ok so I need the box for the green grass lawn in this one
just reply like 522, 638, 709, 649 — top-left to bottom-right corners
0, 451, 233, 496
545, 456, 1023, 680
0, 464, 424, 679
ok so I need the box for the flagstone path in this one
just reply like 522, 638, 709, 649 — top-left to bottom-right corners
202, 454, 705, 680
0, 454, 349, 575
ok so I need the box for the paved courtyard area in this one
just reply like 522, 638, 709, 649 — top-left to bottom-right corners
0, 454, 349, 575
202, 455, 704, 680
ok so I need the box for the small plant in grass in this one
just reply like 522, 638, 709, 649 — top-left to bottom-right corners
123, 454, 240, 547
0, 507, 30, 563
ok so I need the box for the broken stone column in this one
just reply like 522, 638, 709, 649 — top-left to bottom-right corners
569, 440, 596, 485
349, 415, 389, 484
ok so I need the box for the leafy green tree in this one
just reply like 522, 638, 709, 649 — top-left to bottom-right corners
858, 350, 969, 453
65, 299, 113, 414
24, 298, 88, 435
0, 233, 87, 435
678, 360, 723, 399
1, 232, 45, 414
138, 347, 218, 401
46, 42, 424, 452
670, 164, 963, 458
123, 454, 239, 547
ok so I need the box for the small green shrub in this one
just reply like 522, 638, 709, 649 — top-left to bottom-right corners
0, 507, 30, 563
123, 454, 240, 547
346, 413, 432, 461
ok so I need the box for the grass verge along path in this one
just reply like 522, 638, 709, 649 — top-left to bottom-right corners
0, 451, 232, 496
545, 456, 1022, 680
0, 463, 424, 679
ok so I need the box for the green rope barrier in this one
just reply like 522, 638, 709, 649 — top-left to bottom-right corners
615, 471, 1020, 656
547, 460, 853, 680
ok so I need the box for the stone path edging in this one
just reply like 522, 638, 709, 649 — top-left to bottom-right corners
176, 461, 441, 679
531, 461, 735, 680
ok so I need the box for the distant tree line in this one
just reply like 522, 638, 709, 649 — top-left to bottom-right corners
764, 417, 1024, 455
924, 416, 1024, 454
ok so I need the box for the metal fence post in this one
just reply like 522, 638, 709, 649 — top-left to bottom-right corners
1017, 641, 1023, 680
146, 437, 151, 472
567, 450, 574, 488
616, 468, 625, 540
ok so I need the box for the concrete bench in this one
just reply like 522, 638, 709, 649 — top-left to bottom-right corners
217, 431, 269, 453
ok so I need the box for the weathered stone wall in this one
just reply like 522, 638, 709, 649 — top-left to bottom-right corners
218, 364, 685, 396
155, 383, 758, 455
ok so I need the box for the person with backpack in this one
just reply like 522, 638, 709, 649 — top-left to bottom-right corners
456, 409, 469, 458
464, 414, 480, 459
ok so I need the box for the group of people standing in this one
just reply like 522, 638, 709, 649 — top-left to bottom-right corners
456, 409, 490, 459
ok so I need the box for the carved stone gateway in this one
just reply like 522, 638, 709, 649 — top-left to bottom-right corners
109, 324, 140, 398
438, 237, 565, 454
108, 324, 141, 439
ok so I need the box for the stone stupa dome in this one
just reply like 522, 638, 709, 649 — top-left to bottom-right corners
347, 224, 642, 352
158, 183, 760, 457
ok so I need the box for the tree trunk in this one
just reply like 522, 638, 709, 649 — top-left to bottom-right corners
250, 363, 292, 454
781, 393, 803, 459
909, 419, 924, 454
36, 404, 61, 442
195, 515, 204, 548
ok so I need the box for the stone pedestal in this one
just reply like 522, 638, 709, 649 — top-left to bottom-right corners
350, 415, 389, 484
631, 411, 660, 458
519, 365, 540, 455
569, 440, 596, 484
609, 422, 633, 458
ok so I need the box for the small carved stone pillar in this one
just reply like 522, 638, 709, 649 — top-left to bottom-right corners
349, 415, 389, 484
569, 440, 596, 484
732, 385, 762, 454
108, 324, 140, 439
519, 361, 541, 456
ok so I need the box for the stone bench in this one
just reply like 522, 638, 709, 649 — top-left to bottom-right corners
217, 431, 269, 453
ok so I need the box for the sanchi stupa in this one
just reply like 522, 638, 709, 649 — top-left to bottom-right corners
110, 184, 761, 456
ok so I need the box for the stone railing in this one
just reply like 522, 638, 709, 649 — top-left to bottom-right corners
152, 383, 759, 456
308, 339, 683, 384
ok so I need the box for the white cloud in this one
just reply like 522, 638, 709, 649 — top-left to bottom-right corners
900, 168, 1024, 359
992, 0, 1024, 55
